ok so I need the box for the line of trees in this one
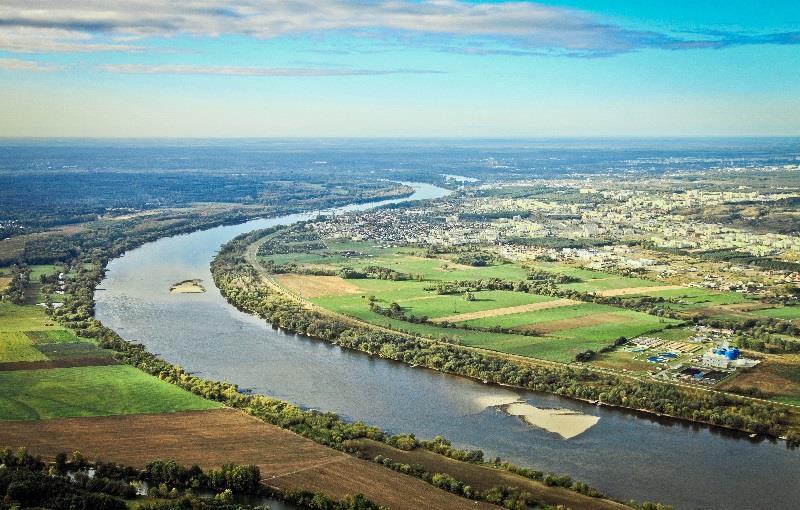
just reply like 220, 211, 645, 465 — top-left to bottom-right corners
1, 263, 30, 304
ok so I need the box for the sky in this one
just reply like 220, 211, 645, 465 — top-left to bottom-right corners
0, 0, 799, 137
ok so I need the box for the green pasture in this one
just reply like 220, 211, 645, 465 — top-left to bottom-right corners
396, 290, 554, 319
0, 365, 221, 421
283, 246, 677, 362
637, 287, 748, 308
753, 306, 800, 320
524, 261, 610, 280
648, 327, 694, 341
345, 253, 530, 282
549, 312, 680, 341
559, 276, 663, 293
0, 331, 47, 363
0, 302, 62, 332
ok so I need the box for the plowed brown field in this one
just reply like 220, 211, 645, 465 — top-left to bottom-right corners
0, 408, 490, 510
275, 274, 362, 298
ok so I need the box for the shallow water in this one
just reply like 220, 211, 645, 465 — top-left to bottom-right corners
96, 183, 800, 510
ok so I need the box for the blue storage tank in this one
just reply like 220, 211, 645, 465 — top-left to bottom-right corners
726, 348, 740, 360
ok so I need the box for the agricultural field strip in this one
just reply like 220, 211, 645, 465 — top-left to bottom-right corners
0, 365, 221, 421
520, 312, 637, 334
430, 298, 580, 323
595, 284, 687, 297
275, 274, 361, 298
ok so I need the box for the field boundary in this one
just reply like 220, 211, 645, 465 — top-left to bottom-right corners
430, 298, 579, 323
595, 284, 685, 297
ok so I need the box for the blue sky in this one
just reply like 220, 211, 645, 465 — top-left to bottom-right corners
0, 0, 798, 137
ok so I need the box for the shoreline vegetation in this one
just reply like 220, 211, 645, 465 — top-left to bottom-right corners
211, 226, 800, 446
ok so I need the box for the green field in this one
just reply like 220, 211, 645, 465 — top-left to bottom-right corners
549, 312, 677, 341
559, 276, 663, 292
753, 306, 800, 320
0, 301, 63, 332
641, 287, 748, 308
0, 301, 104, 363
0, 365, 221, 421
0, 331, 48, 363
273, 243, 680, 363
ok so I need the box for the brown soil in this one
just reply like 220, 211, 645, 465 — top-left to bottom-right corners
0, 356, 119, 371
346, 439, 628, 510
431, 298, 579, 324
275, 274, 362, 298
520, 312, 625, 335
0, 277, 10, 292
595, 285, 685, 297
0, 408, 488, 510
720, 355, 800, 399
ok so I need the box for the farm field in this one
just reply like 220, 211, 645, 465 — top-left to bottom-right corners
0, 331, 47, 362
345, 439, 628, 510
753, 306, 800, 320
266, 242, 681, 362
0, 408, 491, 510
720, 354, 800, 406
0, 364, 221, 420
0, 301, 64, 332
0, 300, 115, 366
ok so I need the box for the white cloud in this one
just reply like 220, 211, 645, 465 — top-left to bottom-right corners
0, 0, 665, 56
0, 57, 61, 71
98, 63, 443, 76
0, 1, 795, 56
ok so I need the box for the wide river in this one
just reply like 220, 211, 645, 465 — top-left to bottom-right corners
96, 183, 800, 510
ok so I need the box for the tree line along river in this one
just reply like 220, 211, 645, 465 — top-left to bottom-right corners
95, 183, 800, 510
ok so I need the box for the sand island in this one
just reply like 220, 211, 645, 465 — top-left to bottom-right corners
170, 279, 206, 294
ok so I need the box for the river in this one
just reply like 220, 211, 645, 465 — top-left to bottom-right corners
96, 183, 800, 510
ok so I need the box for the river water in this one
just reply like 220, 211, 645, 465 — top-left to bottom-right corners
96, 183, 800, 510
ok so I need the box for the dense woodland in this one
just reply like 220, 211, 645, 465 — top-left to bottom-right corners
0, 153, 415, 235
0, 179, 409, 266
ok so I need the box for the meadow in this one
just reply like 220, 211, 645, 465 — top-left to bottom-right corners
269, 243, 682, 362
0, 280, 220, 421
753, 306, 800, 320
0, 365, 221, 420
